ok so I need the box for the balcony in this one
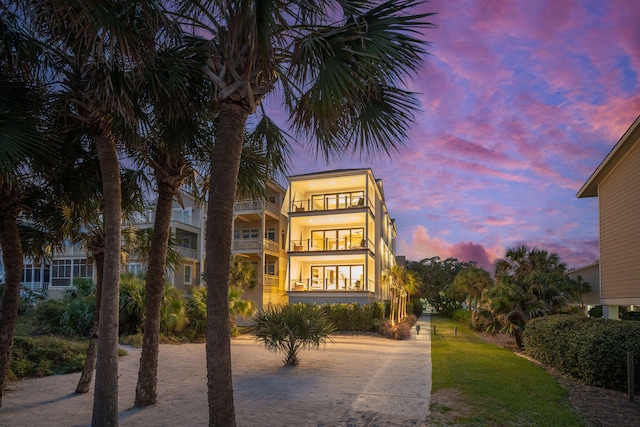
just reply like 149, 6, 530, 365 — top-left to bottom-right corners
177, 246, 198, 260
291, 191, 367, 213
127, 210, 201, 229
290, 237, 372, 253
263, 274, 279, 287
289, 278, 373, 292
234, 199, 281, 218
233, 238, 280, 254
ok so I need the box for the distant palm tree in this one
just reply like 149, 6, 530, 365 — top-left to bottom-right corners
481, 246, 572, 348
178, 1, 434, 423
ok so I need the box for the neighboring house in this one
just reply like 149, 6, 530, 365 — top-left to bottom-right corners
125, 191, 205, 291
285, 169, 397, 305
577, 115, 640, 319
230, 181, 289, 311
567, 260, 600, 312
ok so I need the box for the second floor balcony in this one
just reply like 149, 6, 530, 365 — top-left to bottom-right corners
290, 237, 372, 253
232, 238, 280, 254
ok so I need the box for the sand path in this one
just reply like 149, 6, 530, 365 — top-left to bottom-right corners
0, 317, 431, 426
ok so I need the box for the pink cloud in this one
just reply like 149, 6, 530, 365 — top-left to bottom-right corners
399, 226, 502, 272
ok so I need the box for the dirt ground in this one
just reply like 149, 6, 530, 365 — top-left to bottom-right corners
475, 333, 640, 427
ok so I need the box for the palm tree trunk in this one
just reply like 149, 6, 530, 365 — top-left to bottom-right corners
75, 251, 104, 393
92, 135, 122, 427
205, 104, 249, 427
135, 183, 175, 406
0, 192, 23, 408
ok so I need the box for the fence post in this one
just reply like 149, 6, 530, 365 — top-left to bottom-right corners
628, 351, 635, 402
433, 325, 436, 335
454, 326, 458, 336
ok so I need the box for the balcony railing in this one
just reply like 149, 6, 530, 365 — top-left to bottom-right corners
177, 246, 198, 260
291, 191, 367, 212
128, 210, 201, 228
263, 274, 279, 287
233, 238, 280, 253
234, 199, 281, 217
290, 237, 372, 252
289, 278, 373, 292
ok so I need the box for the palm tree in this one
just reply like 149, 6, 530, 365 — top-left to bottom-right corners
131, 33, 215, 408
386, 265, 418, 324
482, 246, 572, 348
31, 1, 175, 423
453, 266, 492, 311
179, 2, 434, 423
0, 3, 52, 407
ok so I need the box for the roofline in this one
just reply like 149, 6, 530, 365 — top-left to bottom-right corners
287, 168, 372, 181
577, 115, 640, 198
568, 260, 599, 274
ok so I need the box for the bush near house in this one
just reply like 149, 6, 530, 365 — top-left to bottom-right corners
523, 315, 640, 391
321, 302, 384, 331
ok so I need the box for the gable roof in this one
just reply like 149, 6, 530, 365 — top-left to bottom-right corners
577, 115, 640, 198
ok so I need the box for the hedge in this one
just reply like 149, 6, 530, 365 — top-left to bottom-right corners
321, 302, 384, 331
523, 315, 640, 391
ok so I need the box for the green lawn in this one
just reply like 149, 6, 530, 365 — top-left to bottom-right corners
429, 315, 583, 426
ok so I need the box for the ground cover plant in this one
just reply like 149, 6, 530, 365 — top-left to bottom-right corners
429, 315, 583, 426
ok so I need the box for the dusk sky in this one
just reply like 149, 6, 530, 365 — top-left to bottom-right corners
277, 0, 640, 272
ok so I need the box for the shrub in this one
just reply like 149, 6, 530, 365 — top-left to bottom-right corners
10, 335, 87, 380
160, 284, 189, 335
379, 319, 412, 340
451, 308, 471, 325
250, 303, 335, 366
119, 274, 146, 335
524, 315, 640, 391
321, 302, 384, 331
408, 298, 424, 317
186, 285, 207, 339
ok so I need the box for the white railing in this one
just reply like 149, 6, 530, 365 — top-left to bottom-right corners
234, 199, 281, 217
177, 246, 198, 260
233, 238, 279, 253
172, 211, 200, 227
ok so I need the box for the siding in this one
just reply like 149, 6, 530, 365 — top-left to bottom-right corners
599, 139, 640, 300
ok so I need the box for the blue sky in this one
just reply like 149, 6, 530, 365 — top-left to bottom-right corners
277, 0, 640, 271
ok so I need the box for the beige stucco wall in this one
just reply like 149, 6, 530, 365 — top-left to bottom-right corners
599, 139, 640, 304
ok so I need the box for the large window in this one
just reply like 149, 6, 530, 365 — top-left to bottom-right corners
73, 258, 93, 279
310, 265, 364, 290
51, 259, 93, 287
310, 228, 364, 251
311, 191, 364, 211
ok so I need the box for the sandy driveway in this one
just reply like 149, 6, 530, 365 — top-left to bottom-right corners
0, 317, 431, 427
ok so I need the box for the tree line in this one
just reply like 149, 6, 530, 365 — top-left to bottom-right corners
406, 245, 591, 347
